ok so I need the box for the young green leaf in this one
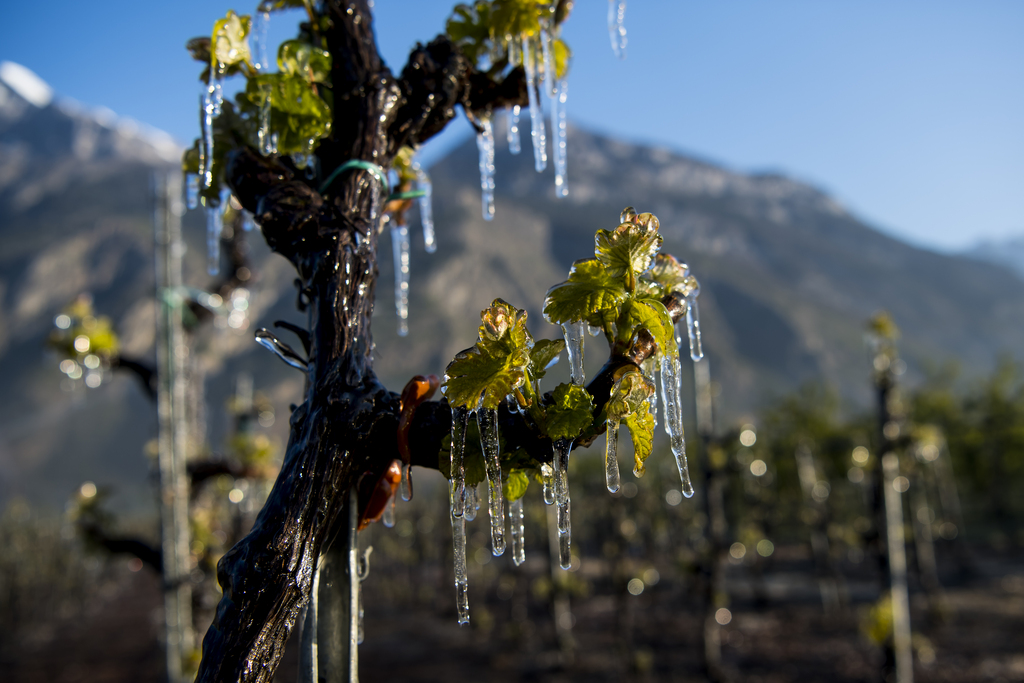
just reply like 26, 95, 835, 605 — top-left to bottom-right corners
644, 253, 698, 299
443, 299, 533, 410
244, 73, 331, 155
594, 216, 663, 292
624, 409, 655, 475
529, 338, 565, 383
622, 298, 677, 360
543, 258, 628, 325
606, 368, 656, 423
277, 40, 331, 83
212, 11, 252, 70
544, 383, 595, 441
503, 469, 530, 502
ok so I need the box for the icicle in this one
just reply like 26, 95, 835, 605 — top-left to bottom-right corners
241, 209, 255, 232
370, 176, 381, 224
450, 406, 469, 517
347, 489, 360, 677
415, 166, 436, 253
201, 65, 224, 189
510, 498, 526, 566
540, 28, 556, 97
186, 173, 200, 210
451, 510, 469, 625
506, 105, 521, 155
382, 493, 396, 528
608, 0, 628, 60
686, 293, 704, 361
356, 547, 372, 646
400, 463, 413, 502
552, 79, 568, 198
588, 324, 602, 337
560, 321, 586, 386
661, 354, 695, 498
252, 10, 273, 156
541, 463, 555, 505
464, 484, 479, 522
554, 440, 572, 569
476, 116, 496, 221
643, 357, 659, 431
478, 407, 505, 556
254, 328, 308, 370
206, 202, 223, 276
605, 420, 621, 493
390, 223, 410, 336
522, 35, 548, 172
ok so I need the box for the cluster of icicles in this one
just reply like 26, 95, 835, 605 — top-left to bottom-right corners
445, 299, 701, 624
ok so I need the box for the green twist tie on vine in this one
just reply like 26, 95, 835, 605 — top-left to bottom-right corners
319, 159, 389, 196
387, 189, 427, 201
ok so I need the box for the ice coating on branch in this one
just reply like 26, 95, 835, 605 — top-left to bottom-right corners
552, 79, 568, 198
540, 463, 555, 505
608, 0, 628, 59
451, 510, 469, 625
605, 420, 621, 493
661, 355, 695, 497
390, 224, 410, 336
686, 293, 704, 361
510, 498, 526, 566
522, 36, 548, 172
464, 484, 479, 522
506, 105, 521, 155
561, 321, 586, 386
206, 203, 223, 276
382, 493, 395, 528
476, 115, 496, 221
415, 166, 436, 253
554, 440, 572, 569
254, 328, 308, 370
449, 406, 468, 517
478, 407, 505, 555
186, 173, 200, 209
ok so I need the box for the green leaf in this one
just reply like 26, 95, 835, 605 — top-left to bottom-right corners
594, 213, 663, 288
490, 0, 547, 39
443, 299, 534, 410
545, 383, 595, 441
543, 258, 628, 325
622, 298, 677, 360
503, 469, 530, 501
244, 73, 331, 155
644, 253, 698, 298
553, 38, 571, 80
530, 338, 565, 382
606, 369, 656, 423
624, 409, 656, 475
277, 40, 331, 83
212, 11, 252, 69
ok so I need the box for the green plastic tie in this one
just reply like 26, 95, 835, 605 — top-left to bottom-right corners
319, 159, 389, 196
387, 189, 427, 201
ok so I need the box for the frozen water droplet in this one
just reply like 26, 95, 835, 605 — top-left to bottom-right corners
451, 510, 469, 625
608, 0, 628, 60
554, 440, 572, 569
400, 463, 413, 502
476, 115, 496, 221
390, 224, 410, 336
382, 492, 396, 527
605, 420, 621, 493
541, 463, 555, 505
185, 173, 200, 210
661, 354, 695, 498
464, 484, 479, 522
620, 206, 637, 224
478, 407, 505, 556
522, 35, 548, 172
560, 321, 586, 386
552, 79, 568, 198
506, 105, 521, 155
415, 166, 436, 253
449, 406, 469, 517
686, 293, 704, 361
588, 324, 602, 337
510, 498, 526, 566
254, 328, 308, 370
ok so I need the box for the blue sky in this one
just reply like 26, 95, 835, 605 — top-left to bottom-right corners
2, 1, 1022, 251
